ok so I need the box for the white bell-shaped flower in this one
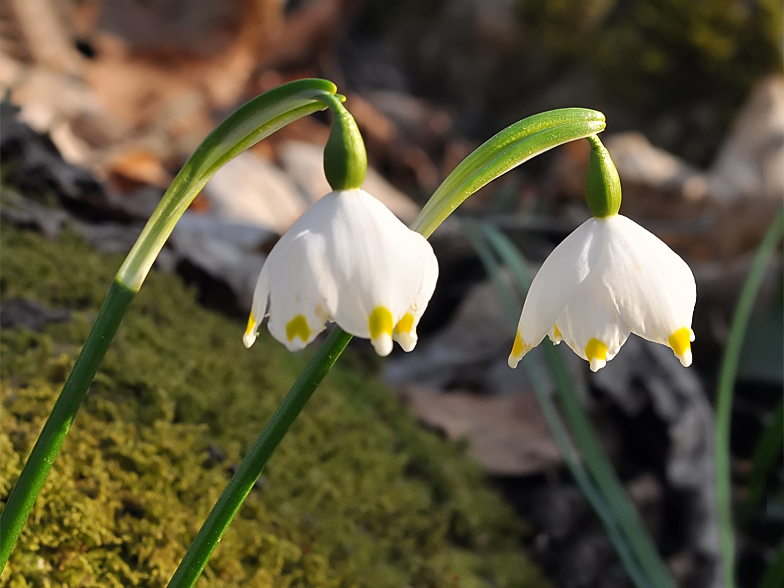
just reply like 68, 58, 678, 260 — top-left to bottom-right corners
508, 214, 696, 372
243, 189, 438, 356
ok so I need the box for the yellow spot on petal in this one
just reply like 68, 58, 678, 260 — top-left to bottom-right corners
553, 324, 562, 339
668, 327, 692, 356
369, 306, 394, 340
394, 312, 415, 335
512, 331, 525, 357
286, 315, 311, 343
243, 311, 259, 348
585, 338, 607, 362
244, 312, 256, 338
508, 331, 531, 369
585, 338, 608, 372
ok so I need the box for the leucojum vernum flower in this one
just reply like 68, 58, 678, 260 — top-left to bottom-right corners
243, 94, 438, 356
508, 135, 697, 372
243, 188, 438, 356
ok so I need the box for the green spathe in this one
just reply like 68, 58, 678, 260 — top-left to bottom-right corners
0, 224, 549, 588
585, 135, 622, 218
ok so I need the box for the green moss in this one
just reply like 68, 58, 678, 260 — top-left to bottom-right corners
0, 223, 549, 588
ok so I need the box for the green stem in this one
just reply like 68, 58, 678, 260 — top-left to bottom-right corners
0, 79, 337, 572
715, 207, 784, 588
166, 327, 353, 588
0, 280, 135, 567
410, 108, 605, 238
117, 80, 336, 291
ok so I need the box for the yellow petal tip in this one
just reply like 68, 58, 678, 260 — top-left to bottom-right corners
508, 331, 529, 369
585, 338, 608, 372
243, 312, 257, 348
551, 324, 563, 343
668, 327, 693, 367
369, 306, 394, 355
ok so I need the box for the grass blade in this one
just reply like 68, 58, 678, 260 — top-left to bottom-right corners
715, 207, 784, 587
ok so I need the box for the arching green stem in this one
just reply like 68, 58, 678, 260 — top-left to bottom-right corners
411, 108, 606, 237
0, 79, 338, 572
166, 106, 609, 588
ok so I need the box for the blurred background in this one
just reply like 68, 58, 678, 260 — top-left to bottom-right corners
1, 1, 782, 587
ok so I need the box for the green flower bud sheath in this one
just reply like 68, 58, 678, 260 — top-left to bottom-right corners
318, 94, 367, 190
585, 135, 622, 218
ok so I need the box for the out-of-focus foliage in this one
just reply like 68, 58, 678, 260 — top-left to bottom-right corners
353, 0, 780, 165
517, 0, 783, 162
0, 223, 549, 588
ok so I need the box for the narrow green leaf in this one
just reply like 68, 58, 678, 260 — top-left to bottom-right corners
0, 79, 338, 574
410, 108, 605, 237
716, 206, 784, 588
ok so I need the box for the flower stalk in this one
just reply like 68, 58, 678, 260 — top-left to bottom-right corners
0, 79, 339, 572
167, 327, 354, 588
0, 280, 135, 568
168, 106, 607, 587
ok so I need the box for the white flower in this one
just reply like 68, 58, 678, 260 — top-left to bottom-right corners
508, 214, 696, 372
243, 189, 438, 356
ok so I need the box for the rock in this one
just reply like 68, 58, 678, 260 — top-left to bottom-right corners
605, 132, 708, 202
277, 140, 421, 224
708, 75, 784, 203
170, 214, 268, 310
0, 188, 69, 239
400, 385, 561, 475
202, 150, 308, 235
384, 275, 516, 391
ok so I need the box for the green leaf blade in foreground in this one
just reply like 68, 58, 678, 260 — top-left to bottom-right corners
117, 78, 337, 292
0, 79, 337, 574
715, 206, 784, 588
410, 108, 606, 237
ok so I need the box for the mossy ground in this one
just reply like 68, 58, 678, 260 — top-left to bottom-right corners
0, 223, 549, 588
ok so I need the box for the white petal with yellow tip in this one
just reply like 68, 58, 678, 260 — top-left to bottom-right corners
508, 214, 696, 371
244, 189, 438, 356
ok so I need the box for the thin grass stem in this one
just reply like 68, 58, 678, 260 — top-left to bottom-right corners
715, 207, 784, 588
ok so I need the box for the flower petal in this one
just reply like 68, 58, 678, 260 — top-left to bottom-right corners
244, 260, 270, 348
602, 215, 696, 364
265, 231, 333, 351
246, 194, 338, 351
322, 190, 437, 356
393, 241, 439, 352
554, 267, 630, 371
510, 218, 601, 367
